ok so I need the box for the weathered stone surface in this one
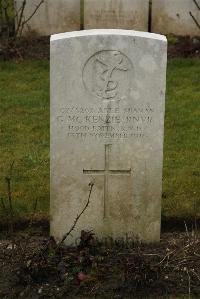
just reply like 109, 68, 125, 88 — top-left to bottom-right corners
84, 0, 149, 31
152, 0, 200, 37
15, 0, 80, 36
50, 29, 167, 245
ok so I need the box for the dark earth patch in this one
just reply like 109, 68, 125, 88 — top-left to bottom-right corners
168, 35, 200, 58
0, 225, 200, 299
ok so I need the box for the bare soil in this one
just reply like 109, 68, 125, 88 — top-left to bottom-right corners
168, 36, 200, 58
0, 222, 200, 299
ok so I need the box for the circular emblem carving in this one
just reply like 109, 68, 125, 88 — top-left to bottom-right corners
83, 50, 133, 100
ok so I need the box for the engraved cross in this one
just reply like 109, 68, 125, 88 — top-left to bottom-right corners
83, 144, 131, 218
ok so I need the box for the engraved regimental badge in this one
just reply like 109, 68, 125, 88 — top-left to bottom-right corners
83, 50, 133, 101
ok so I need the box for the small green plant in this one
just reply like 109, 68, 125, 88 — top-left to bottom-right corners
167, 34, 178, 45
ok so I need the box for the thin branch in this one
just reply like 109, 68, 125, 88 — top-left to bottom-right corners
189, 11, 200, 30
15, 0, 26, 38
17, 0, 44, 39
5, 160, 15, 235
9, 160, 15, 177
14, 0, 25, 19
22, 0, 44, 26
191, 269, 200, 282
155, 248, 176, 267
186, 268, 191, 299
184, 221, 190, 238
29, 197, 38, 228
193, 0, 200, 11
56, 182, 94, 249
0, 197, 7, 213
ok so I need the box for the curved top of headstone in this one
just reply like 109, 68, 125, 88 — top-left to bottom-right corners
51, 29, 167, 42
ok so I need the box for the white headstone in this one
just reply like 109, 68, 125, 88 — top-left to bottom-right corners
51, 30, 167, 244
84, 0, 149, 31
15, 0, 80, 36
152, 0, 200, 37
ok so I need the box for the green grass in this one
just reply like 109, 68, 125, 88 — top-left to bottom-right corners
163, 58, 200, 218
0, 60, 49, 218
0, 58, 199, 221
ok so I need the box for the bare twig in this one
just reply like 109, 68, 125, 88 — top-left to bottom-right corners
189, 11, 200, 30
193, 0, 200, 11
26, 182, 94, 264
16, 0, 44, 40
193, 197, 198, 233
14, 0, 26, 39
57, 182, 94, 249
22, 0, 44, 26
186, 268, 191, 299
191, 269, 200, 282
184, 221, 190, 238
29, 197, 38, 228
0, 197, 7, 213
156, 249, 176, 266
0, 196, 10, 228
9, 160, 15, 177
5, 160, 15, 235
14, 0, 25, 19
